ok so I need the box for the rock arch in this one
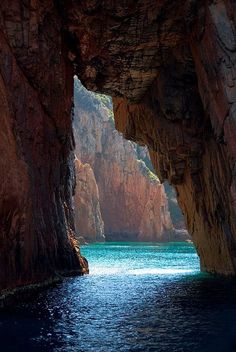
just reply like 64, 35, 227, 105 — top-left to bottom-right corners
0, 0, 236, 295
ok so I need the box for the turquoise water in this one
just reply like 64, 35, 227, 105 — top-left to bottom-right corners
2, 242, 236, 351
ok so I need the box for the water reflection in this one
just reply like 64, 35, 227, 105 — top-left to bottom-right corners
127, 276, 236, 352
1, 243, 236, 352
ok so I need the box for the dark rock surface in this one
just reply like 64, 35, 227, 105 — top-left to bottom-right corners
0, 0, 88, 294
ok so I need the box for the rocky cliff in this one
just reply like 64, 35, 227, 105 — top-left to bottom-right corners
74, 158, 105, 243
0, 1, 88, 295
74, 79, 175, 241
1, 0, 236, 295
135, 145, 187, 233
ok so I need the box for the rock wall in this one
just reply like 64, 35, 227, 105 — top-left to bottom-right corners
74, 80, 174, 241
0, 0, 88, 294
74, 158, 105, 243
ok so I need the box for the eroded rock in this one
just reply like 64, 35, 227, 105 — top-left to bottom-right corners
0, 0, 88, 293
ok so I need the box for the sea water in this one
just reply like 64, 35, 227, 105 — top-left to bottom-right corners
1, 242, 236, 352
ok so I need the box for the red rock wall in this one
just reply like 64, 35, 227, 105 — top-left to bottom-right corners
74, 158, 105, 242
0, 0, 88, 293
95, 146, 173, 242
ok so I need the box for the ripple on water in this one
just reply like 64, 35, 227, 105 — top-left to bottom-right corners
1, 242, 236, 352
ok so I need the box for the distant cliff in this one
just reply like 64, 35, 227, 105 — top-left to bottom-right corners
74, 158, 105, 243
73, 80, 187, 242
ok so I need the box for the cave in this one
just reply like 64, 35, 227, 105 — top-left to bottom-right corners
1, 0, 236, 300
73, 78, 189, 244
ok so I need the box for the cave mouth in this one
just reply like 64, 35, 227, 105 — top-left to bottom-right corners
72, 79, 201, 280
73, 78, 191, 245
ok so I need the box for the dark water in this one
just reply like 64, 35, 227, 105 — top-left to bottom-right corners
2, 242, 236, 352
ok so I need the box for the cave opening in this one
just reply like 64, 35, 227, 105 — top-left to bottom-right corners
72, 78, 199, 276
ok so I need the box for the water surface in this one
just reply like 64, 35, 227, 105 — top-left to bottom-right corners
1, 242, 236, 352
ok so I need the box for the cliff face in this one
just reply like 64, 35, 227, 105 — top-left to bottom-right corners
135, 146, 187, 233
0, 1, 88, 293
74, 80, 174, 241
74, 158, 105, 242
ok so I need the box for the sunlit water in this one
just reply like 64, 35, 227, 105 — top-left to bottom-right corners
2, 242, 236, 351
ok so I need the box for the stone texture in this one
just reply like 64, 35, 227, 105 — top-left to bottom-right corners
134, 145, 187, 233
74, 158, 105, 242
73, 80, 174, 241
0, 0, 88, 294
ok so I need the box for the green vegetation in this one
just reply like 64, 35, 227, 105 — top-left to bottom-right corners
107, 109, 115, 122
74, 78, 114, 123
97, 93, 111, 108
137, 159, 159, 182
147, 168, 159, 181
